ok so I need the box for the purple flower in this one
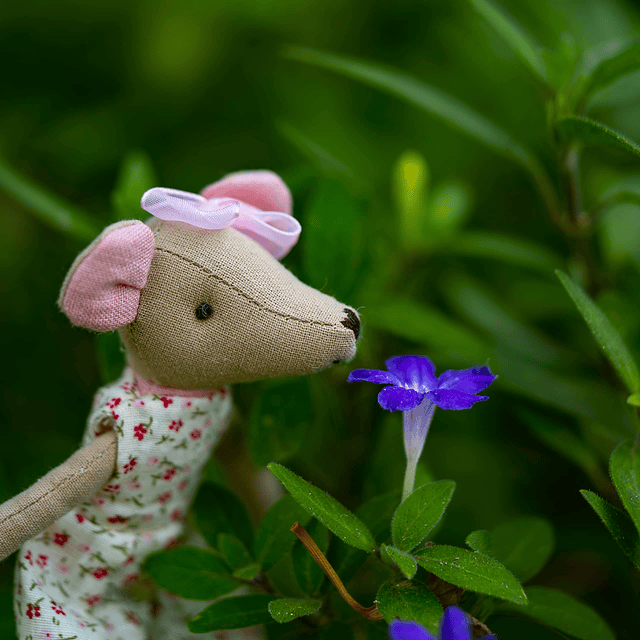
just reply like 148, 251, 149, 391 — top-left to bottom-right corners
388, 606, 497, 640
349, 355, 495, 499
348, 355, 496, 412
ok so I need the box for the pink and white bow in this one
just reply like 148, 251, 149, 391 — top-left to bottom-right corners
140, 186, 301, 260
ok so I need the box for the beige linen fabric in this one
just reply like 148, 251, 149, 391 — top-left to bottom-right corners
0, 430, 117, 561
120, 220, 358, 389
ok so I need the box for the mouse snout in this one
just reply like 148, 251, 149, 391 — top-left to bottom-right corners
340, 307, 360, 341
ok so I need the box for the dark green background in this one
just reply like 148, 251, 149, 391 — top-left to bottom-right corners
2, 0, 640, 637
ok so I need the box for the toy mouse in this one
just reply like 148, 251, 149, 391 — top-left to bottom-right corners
0, 170, 360, 640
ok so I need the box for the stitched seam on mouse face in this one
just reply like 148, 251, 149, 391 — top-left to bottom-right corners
154, 247, 337, 328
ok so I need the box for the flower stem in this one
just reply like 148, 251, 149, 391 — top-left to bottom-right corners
290, 522, 383, 621
402, 456, 418, 501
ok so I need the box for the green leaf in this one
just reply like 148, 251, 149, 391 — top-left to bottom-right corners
465, 530, 491, 554
517, 409, 604, 485
443, 232, 563, 275
355, 491, 404, 541
283, 46, 557, 216
364, 297, 490, 363
334, 490, 402, 587
268, 463, 377, 552
303, 179, 365, 301
253, 494, 312, 572
249, 378, 314, 466
443, 275, 568, 366
292, 518, 329, 595
376, 580, 443, 635
381, 545, 417, 579
599, 198, 640, 269
193, 482, 254, 552
414, 545, 527, 604
277, 121, 356, 183
580, 489, 640, 568
610, 441, 640, 534
189, 594, 276, 633
217, 533, 254, 571
144, 547, 238, 600
556, 269, 640, 393
0, 156, 99, 241
499, 586, 614, 640
284, 48, 533, 171
492, 349, 625, 424
233, 564, 262, 581
111, 150, 158, 221
557, 116, 640, 160
580, 39, 640, 101
465, 0, 546, 81
575, 70, 640, 112
628, 393, 640, 407
268, 598, 322, 623
392, 480, 455, 552
490, 517, 554, 583
542, 35, 579, 94
580, 489, 640, 569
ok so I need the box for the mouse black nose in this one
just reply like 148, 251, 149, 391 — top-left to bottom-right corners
340, 308, 360, 341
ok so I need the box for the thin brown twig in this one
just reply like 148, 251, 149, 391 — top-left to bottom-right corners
468, 614, 493, 639
290, 521, 384, 621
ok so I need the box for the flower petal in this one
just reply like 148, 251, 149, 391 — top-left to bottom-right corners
385, 355, 437, 390
388, 620, 437, 640
436, 366, 496, 394
378, 386, 424, 411
348, 368, 401, 385
426, 389, 488, 410
440, 606, 472, 640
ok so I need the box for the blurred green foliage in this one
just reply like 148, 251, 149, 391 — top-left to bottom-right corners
2, 0, 640, 638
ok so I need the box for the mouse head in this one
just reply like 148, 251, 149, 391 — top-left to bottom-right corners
59, 171, 360, 390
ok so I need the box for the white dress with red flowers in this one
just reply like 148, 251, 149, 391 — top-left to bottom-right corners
14, 368, 236, 640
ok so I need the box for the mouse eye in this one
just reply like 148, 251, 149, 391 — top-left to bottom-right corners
195, 302, 214, 320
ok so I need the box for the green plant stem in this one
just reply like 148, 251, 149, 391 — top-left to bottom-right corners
565, 147, 582, 224
250, 573, 278, 595
561, 145, 599, 294
530, 160, 562, 226
402, 457, 418, 502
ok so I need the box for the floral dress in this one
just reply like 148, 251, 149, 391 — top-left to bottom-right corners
14, 368, 237, 640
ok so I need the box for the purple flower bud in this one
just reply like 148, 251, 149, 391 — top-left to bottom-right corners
388, 606, 497, 640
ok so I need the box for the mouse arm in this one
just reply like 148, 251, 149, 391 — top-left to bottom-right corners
0, 430, 117, 562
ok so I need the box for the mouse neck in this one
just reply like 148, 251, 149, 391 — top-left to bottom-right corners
133, 370, 225, 398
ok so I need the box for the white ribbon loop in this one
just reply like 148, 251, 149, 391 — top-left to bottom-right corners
233, 206, 301, 260
141, 186, 302, 259
141, 188, 240, 229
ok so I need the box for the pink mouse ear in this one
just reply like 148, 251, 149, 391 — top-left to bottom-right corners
201, 170, 292, 216
59, 221, 155, 332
